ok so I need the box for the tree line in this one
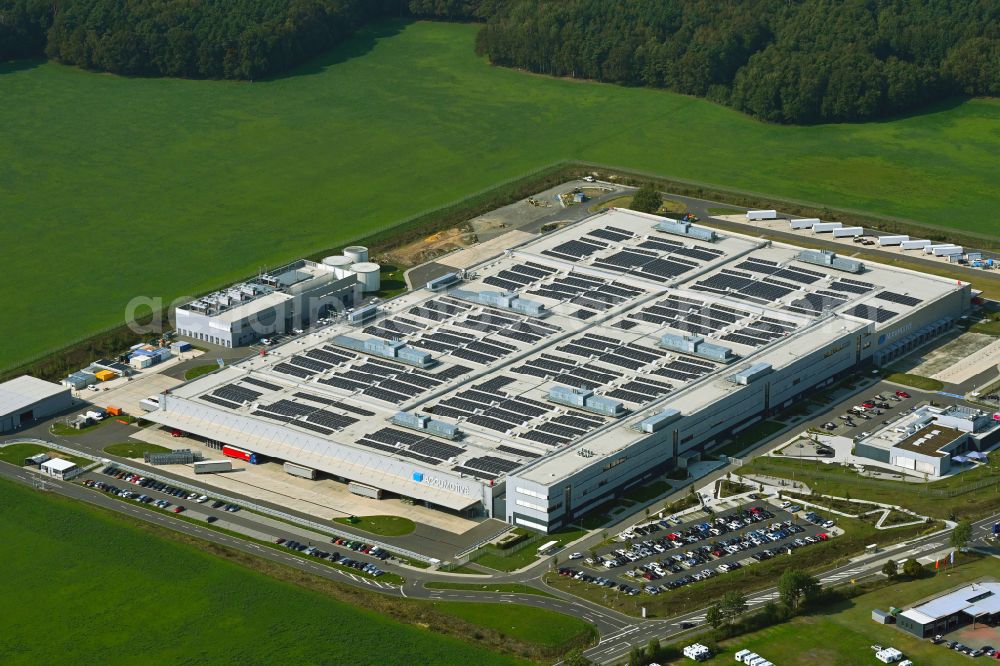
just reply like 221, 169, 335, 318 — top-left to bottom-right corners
2, 0, 996, 123
473, 0, 999, 123
0, 0, 410, 79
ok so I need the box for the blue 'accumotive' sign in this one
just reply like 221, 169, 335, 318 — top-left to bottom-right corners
412, 472, 424, 482
878, 334, 887, 345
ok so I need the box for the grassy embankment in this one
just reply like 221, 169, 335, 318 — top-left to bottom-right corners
0, 442, 90, 468
0, 477, 593, 664
746, 454, 999, 520
1, 21, 998, 371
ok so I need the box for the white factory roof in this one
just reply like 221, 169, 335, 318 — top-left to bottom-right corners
901, 583, 1000, 622
40, 458, 77, 472
0, 376, 67, 415
151, 209, 968, 491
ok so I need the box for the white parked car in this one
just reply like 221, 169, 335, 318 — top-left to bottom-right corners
292, 328, 304, 335
568, 552, 583, 560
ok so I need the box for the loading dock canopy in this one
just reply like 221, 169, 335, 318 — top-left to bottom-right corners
141, 407, 481, 511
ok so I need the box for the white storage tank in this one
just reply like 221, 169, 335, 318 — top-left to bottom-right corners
323, 255, 354, 278
352, 262, 381, 292
343, 245, 369, 263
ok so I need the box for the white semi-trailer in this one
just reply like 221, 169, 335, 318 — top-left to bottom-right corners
193, 460, 232, 474
789, 218, 820, 229
931, 245, 963, 256
833, 226, 864, 237
878, 235, 909, 246
746, 209, 777, 221
900, 239, 932, 250
283, 461, 317, 480
348, 482, 383, 499
813, 222, 843, 233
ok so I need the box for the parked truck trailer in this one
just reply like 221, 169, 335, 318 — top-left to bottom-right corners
348, 482, 383, 499
193, 460, 232, 474
832, 226, 864, 237
283, 461, 317, 480
813, 222, 843, 233
789, 217, 820, 230
221, 445, 259, 464
746, 209, 777, 221
878, 235, 909, 246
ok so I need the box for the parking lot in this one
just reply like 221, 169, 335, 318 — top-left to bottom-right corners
83, 465, 395, 578
815, 389, 914, 440
557, 501, 834, 596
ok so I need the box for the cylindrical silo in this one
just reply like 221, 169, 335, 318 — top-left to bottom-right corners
351, 262, 381, 292
343, 246, 369, 263
323, 255, 354, 278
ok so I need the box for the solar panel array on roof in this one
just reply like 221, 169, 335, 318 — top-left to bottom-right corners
784, 291, 847, 316
463, 455, 522, 474
875, 291, 922, 307
844, 304, 899, 323
542, 238, 608, 261
241, 376, 282, 392
210, 384, 261, 404
201, 394, 241, 410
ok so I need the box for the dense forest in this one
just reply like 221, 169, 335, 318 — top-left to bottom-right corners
475, 0, 1000, 123
1, 0, 997, 123
0, 0, 406, 79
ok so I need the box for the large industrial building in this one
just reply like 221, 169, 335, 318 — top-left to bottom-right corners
145, 209, 970, 531
174, 246, 380, 348
0, 376, 73, 433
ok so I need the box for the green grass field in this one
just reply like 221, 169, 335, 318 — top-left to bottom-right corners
424, 582, 556, 598
703, 556, 998, 665
0, 21, 998, 370
333, 514, 416, 536
0, 443, 90, 468
749, 454, 1000, 520
0, 477, 569, 665
429, 601, 594, 649
884, 372, 945, 391
102, 442, 171, 458
184, 364, 219, 380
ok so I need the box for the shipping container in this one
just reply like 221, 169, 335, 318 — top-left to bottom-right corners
878, 235, 909, 246
746, 209, 777, 221
194, 460, 232, 474
94, 369, 117, 382
348, 482, 383, 499
130, 355, 154, 370
283, 461, 317, 480
106, 406, 123, 417
222, 445, 259, 464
